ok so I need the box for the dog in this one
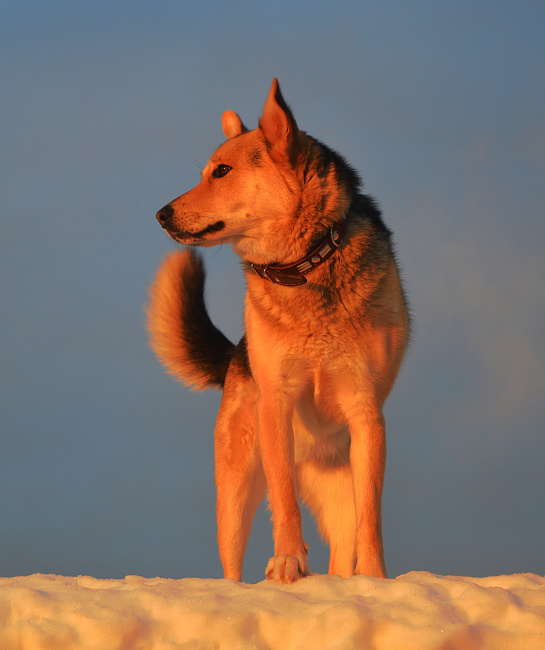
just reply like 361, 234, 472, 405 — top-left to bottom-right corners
147, 79, 409, 583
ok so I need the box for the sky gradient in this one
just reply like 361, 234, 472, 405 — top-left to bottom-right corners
1, 1, 544, 582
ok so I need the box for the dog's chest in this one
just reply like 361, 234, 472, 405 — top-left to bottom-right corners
246, 289, 355, 359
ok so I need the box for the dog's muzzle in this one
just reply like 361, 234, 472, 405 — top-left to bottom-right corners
155, 203, 226, 243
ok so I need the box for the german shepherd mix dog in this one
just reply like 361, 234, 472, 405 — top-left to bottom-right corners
147, 79, 409, 583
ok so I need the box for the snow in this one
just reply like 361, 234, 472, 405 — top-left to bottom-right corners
1, 572, 544, 649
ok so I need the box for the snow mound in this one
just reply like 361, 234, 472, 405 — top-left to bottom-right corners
1, 571, 544, 649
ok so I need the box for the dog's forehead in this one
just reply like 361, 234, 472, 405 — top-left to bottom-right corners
206, 128, 266, 168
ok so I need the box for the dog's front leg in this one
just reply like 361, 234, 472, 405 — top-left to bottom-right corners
349, 407, 388, 579
257, 396, 309, 583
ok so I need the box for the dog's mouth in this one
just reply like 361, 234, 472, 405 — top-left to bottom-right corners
166, 220, 226, 243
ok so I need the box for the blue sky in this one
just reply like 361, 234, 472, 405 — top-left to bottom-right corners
1, 1, 544, 582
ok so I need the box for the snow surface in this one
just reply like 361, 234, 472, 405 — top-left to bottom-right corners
1, 572, 544, 649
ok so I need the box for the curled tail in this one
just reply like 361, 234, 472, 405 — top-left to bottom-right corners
147, 249, 234, 390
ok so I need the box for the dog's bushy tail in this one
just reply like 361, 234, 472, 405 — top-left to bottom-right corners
147, 250, 234, 390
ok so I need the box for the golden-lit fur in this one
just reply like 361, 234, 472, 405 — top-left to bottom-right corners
147, 79, 409, 583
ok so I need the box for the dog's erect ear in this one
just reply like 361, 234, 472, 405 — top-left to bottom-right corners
259, 78, 299, 165
222, 111, 248, 139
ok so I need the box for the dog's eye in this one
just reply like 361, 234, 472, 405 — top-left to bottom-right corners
212, 164, 232, 179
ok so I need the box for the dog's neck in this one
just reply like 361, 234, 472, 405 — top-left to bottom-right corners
246, 216, 348, 287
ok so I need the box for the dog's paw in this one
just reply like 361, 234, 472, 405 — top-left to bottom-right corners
265, 554, 310, 584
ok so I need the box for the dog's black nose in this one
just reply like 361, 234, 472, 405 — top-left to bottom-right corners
156, 204, 174, 226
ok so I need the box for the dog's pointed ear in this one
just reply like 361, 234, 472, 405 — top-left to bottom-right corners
222, 111, 248, 139
259, 78, 299, 165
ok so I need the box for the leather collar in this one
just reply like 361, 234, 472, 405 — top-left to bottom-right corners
249, 217, 348, 287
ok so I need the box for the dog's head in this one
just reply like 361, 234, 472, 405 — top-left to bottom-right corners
156, 79, 306, 263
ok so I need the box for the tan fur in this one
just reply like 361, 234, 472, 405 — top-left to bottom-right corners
147, 79, 409, 583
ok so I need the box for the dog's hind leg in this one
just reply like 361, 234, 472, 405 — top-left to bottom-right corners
297, 461, 357, 578
214, 371, 265, 581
